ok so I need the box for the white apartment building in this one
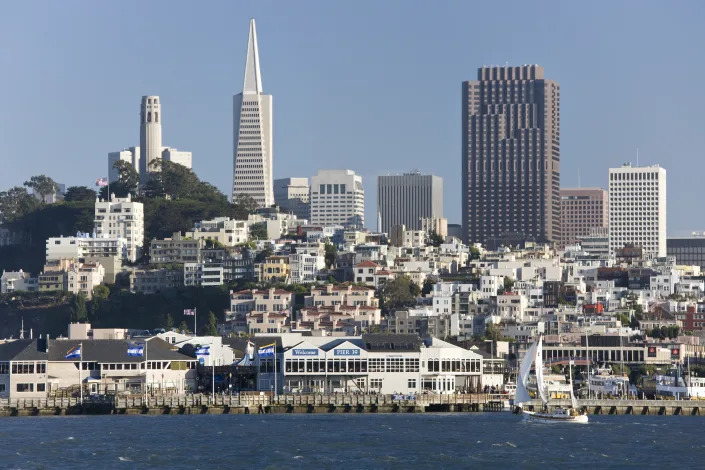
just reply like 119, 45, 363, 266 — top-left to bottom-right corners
232, 19, 274, 207
608, 164, 667, 259
162, 147, 192, 169
289, 253, 325, 284
305, 284, 378, 308
94, 194, 144, 262
310, 169, 365, 228
66, 262, 105, 300
0, 270, 37, 293
185, 217, 249, 247
230, 288, 294, 317
184, 263, 224, 287
390, 225, 426, 248
46, 234, 128, 262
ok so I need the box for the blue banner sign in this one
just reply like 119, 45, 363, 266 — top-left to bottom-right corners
292, 349, 319, 356
334, 349, 360, 356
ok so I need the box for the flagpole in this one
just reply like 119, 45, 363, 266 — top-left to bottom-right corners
194, 307, 197, 336
79, 342, 83, 405
144, 340, 149, 403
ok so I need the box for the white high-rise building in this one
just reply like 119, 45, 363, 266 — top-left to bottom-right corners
608, 163, 666, 259
232, 19, 273, 208
162, 147, 192, 169
139, 95, 163, 183
108, 147, 140, 183
310, 170, 365, 228
274, 177, 310, 221
94, 194, 145, 262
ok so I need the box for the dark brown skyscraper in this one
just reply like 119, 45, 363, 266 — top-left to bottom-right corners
462, 65, 560, 246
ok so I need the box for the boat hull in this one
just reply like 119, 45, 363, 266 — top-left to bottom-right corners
522, 410, 589, 424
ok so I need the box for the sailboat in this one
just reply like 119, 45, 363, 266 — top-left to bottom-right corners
514, 336, 588, 424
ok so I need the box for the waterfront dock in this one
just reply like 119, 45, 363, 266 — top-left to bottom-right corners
3, 394, 705, 416
525, 398, 705, 416
0, 393, 505, 416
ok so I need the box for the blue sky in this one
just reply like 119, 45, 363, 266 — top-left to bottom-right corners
1, 1, 703, 235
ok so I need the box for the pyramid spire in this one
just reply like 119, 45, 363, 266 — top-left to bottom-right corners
242, 18, 262, 94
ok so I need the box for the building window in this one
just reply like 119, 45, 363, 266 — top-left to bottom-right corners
408, 379, 417, 389
370, 378, 383, 389
36, 383, 46, 392
16, 383, 34, 392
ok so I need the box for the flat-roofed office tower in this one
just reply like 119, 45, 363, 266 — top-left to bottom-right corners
310, 170, 364, 228
377, 172, 443, 235
232, 19, 273, 208
559, 188, 608, 249
462, 65, 560, 246
608, 163, 667, 259
274, 177, 310, 221
139, 96, 162, 183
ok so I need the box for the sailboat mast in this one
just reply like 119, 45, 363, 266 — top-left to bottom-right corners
585, 320, 590, 400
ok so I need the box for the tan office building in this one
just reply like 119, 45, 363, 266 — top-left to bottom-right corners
559, 188, 608, 249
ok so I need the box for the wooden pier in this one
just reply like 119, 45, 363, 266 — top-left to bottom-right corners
525, 398, 705, 416
0, 393, 508, 416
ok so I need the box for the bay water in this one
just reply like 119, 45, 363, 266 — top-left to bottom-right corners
1, 413, 703, 469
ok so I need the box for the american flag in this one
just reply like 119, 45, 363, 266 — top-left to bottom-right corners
183, 308, 196, 316
95, 177, 108, 187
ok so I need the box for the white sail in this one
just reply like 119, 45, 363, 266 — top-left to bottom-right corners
569, 359, 578, 409
535, 336, 548, 405
514, 340, 537, 405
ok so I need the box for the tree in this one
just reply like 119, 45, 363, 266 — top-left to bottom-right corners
469, 245, 481, 261
70, 293, 88, 322
233, 193, 259, 214
0, 186, 40, 223
324, 242, 337, 268
421, 278, 436, 296
429, 232, 444, 247
205, 239, 225, 249
379, 275, 418, 314
249, 222, 268, 240
142, 160, 228, 205
178, 321, 192, 334
165, 313, 174, 330
23, 175, 59, 202
88, 285, 110, 322
502, 277, 515, 293
63, 186, 97, 202
114, 160, 139, 195
99, 159, 140, 199
92, 285, 110, 301
203, 311, 218, 336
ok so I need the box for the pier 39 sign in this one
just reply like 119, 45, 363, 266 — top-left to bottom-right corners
334, 349, 361, 356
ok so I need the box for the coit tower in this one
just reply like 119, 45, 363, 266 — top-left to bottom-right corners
139, 95, 163, 183
232, 19, 273, 207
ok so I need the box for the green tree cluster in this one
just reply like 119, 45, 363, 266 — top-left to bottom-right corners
63, 186, 97, 202
249, 222, 268, 240
378, 275, 420, 315
324, 242, 337, 268
24, 175, 59, 202
429, 232, 444, 247
0, 186, 40, 224
646, 326, 680, 339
